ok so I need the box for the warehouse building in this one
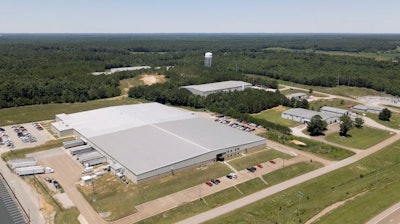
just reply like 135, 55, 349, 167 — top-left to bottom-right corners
285, 92, 309, 100
352, 104, 383, 114
181, 80, 252, 96
51, 103, 265, 183
320, 106, 350, 116
281, 108, 338, 124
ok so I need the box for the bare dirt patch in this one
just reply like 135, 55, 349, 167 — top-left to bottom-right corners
273, 105, 287, 112
140, 74, 166, 86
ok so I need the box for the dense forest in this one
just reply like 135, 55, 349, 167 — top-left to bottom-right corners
1, 33, 400, 109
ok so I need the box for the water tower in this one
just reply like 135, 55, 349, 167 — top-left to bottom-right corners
204, 52, 212, 67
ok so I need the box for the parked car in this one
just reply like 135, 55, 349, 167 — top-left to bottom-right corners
211, 179, 220, 185
205, 181, 213, 187
269, 160, 276, 164
257, 164, 263, 168
247, 167, 257, 173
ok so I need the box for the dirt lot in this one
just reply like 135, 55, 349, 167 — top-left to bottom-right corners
0, 122, 55, 152
140, 74, 165, 86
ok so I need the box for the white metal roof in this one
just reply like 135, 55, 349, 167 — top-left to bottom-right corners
283, 108, 337, 121
55, 103, 265, 175
182, 81, 251, 93
320, 106, 349, 114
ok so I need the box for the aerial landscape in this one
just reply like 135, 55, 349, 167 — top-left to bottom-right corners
1, 1, 400, 224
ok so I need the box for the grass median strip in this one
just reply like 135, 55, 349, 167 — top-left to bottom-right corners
207, 140, 400, 224
137, 162, 320, 224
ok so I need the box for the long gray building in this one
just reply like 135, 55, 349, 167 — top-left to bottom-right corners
281, 108, 338, 124
52, 103, 265, 183
181, 80, 252, 96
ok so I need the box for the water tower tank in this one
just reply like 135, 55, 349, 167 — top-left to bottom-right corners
204, 52, 213, 67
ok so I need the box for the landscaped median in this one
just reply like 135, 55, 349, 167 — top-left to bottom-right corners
77, 162, 231, 221
206, 140, 400, 224
137, 162, 322, 224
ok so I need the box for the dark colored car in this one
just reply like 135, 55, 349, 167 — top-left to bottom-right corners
257, 164, 263, 168
226, 174, 233, 179
205, 181, 213, 186
247, 167, 256, 172
211, 179, 220, 185
269, 160, 276, 164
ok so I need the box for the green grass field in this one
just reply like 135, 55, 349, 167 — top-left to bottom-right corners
252, 106, 299, 127
78, 163, 231, 220
138, 162, 321, 224
367, 112, 400, 130
309, 98, 358, 111
325, 126, 393, 149
0, 97, 145, 126
207, 140, 400, 224
228, 149, 293, 171
262, 130, 355, 160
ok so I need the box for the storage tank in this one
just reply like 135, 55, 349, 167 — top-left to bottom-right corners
204, 52, 212, 67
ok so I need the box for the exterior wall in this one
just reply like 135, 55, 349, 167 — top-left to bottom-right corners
320, 107, 349, 116
281, 112, 304, 123
51, 123, 73, 137
184, 84, 252, 97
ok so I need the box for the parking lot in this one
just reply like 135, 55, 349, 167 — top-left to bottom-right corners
0, 123, 55, 152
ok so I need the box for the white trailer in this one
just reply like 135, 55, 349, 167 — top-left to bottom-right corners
80, 155, 104, 165
70, 145, 93, 155
77, 151, 101, 161
15, 165, 45, 176
9, 157, 37, 170
63, 139, 85, 149
84, 157, 107, 167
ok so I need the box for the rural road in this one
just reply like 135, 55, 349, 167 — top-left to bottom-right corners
177, 132, 400, 224
366, 201, 400, 224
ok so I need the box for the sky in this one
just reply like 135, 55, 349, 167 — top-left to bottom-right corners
1, 0, 399, 33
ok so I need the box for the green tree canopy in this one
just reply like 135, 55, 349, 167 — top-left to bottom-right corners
379, 108, 392, 121
307, 115, 327, 136
339, 115, 353, 136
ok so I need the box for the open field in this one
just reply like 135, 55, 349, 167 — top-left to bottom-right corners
262, 130, 355, 160
0, 97, 145, 126
265, 47, 400, 61
325, 126, 393, 149
207, 140, 400, 224
138, 162, 321, 224
367, 112, 400, 130
78, 163, 231, 220
252, 106, 299, 127
309, 98, 358, 111
227, 149, 293, 171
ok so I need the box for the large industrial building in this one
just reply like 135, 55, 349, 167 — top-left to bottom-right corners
51, 103, 265, 183
181, 80, 252, 96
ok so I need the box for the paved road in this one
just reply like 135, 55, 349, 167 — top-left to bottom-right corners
366, 202, 400, 224
177, 132, 400, 224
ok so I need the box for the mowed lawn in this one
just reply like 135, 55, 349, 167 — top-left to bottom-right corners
207, 140, 400, 224
367, 112, 400, 130
252, 106, 299, 127
227, 149, 293, 171
78, 162, 231, 221
325, 126, 393, 149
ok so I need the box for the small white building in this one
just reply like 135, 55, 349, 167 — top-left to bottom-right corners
282, 108, 338, 124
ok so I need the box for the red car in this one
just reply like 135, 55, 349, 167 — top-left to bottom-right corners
269, 160, 276, 164
205, 181, 213, 187
257, 164, 263, 168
